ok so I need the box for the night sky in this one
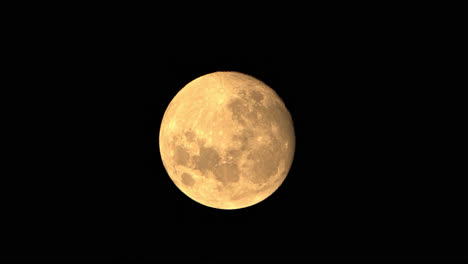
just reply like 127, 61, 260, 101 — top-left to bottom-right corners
3, 5, 465, 262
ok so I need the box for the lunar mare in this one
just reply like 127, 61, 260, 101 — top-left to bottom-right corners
159, 71, 295, 209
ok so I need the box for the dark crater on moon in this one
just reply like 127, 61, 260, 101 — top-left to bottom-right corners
193, 145, 220, 173
181, 173, 195, 186
232, 128, 253, 151
249, 90, 264, 103
228, 98, 261, 126
247, 147, 280, 184
174, 145, 190, 166
213, 163, 240, 185
184, 130, 196, 142
227, 95, 287, 131
228, 98, 249, 125
226, 149, 242, 160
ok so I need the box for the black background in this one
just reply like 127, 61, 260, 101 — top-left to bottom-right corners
2, 4, 466, 262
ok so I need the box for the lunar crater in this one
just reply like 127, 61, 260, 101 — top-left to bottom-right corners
193, 146, 220, 173
174, 145, 190, 166
181, 173, 195, 187
249, 90, 264, 103
213, 162, 240, 185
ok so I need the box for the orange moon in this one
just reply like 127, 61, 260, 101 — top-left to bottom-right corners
159, 71, 295, 209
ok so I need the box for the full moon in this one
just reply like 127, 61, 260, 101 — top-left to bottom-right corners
159, 71, 295, 209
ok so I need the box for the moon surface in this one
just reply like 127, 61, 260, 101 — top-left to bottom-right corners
159, 71, 295, 209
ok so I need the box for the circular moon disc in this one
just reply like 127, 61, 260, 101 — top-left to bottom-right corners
159, 71, 295, 209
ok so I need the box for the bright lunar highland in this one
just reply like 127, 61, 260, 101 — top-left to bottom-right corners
159, 71, 295, 209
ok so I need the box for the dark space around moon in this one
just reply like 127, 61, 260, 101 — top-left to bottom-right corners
8, 53, 463, 261
4, 10, 465, 261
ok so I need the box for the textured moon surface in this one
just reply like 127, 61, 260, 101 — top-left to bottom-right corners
159, 71, 295, 209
